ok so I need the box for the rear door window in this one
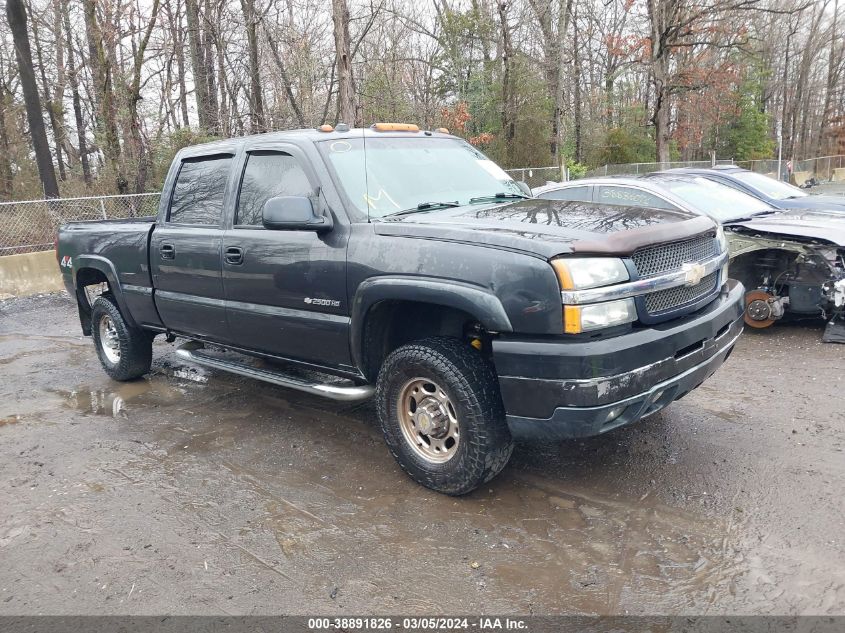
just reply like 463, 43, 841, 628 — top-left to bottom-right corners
537, 185, 591, 202
596, 185, 678, 210
168, 155, 233, 225
235, 151, 314, 226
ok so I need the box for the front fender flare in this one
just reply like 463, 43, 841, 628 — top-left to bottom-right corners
349, 276, 513, 371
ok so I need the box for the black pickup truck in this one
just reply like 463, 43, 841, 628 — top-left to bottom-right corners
57, 125, 744, 494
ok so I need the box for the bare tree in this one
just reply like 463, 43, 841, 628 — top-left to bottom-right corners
332, 0, 356, 125
5, 0, 58, 197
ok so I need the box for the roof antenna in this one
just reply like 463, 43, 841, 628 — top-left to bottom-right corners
362, 118, 370, 223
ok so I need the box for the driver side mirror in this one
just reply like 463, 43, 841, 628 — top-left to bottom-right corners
262, 196, 333, 232
516, 181, 533, 197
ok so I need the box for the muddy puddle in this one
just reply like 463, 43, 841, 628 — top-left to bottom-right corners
52, 376, 188, 418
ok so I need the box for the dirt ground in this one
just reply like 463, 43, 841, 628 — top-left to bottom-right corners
0, 293, 842, 616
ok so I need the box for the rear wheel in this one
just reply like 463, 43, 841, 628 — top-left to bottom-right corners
376, 337, 514, 495
91, 294, 153, 381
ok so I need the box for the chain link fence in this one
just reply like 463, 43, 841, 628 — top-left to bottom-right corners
738, 155, 845, 181
0, 193, 160, 256
5, 155, 843, 258
504, 166, 565, 189
584, 160, 735, 178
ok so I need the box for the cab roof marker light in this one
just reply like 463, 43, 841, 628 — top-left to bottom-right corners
372, 123, 420, 132
317, 124, 334, 132
435, 127, 450, 134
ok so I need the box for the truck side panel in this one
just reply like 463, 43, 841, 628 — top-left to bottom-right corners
59, 219, 163, 329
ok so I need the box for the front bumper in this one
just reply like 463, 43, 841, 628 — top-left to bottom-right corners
493, 279, 745, 440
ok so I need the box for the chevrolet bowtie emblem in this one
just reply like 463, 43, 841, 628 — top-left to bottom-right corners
682, 262, 706, 286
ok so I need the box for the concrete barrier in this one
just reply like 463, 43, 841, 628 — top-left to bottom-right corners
833, 167, 845, 182
790, 171, 812, 187
0, 250, 65, 299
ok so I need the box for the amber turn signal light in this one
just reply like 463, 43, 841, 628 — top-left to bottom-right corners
550, 259, 575, 290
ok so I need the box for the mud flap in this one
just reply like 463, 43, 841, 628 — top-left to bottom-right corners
822, 319, 845, 344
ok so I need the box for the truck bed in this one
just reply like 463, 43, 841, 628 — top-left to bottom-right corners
58, 218, 161, 328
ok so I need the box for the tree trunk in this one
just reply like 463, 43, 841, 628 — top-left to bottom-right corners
815, 0, 839, 156
203, 0, 219, 131
498, 2, 515, 165
0, 85, 14, 198
29, 5, 66, 181
186, 0, 212, 132
647, 0, 671, 166
265, 28, 307, 127
241, 0, 265, 132
6, 0, 59, 198
127, 0, 160, 192
63, 10, 92, 186
332, 0, 357, 125
572, 2, 582, 162
82, 0, 124, 191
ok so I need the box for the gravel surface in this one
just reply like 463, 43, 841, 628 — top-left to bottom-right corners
0, 293, 843, 615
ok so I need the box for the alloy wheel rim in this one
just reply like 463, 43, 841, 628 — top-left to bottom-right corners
397, 378, 460, 464
99, 315, 121, 364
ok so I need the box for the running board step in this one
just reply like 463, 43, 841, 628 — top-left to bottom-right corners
175, 342, 374, 402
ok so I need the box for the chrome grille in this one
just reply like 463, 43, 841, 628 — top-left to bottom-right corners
632, 234, 718, 279
644, 272, 718, 314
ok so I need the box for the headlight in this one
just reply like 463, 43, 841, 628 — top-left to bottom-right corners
564, 298, 637, 334
551, 257, 629, 290
715, 224, 728, 253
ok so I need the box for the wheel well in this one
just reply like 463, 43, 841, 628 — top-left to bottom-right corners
729, 249, 799, 293
360, 300, 485, 382
74, 268, 111, 335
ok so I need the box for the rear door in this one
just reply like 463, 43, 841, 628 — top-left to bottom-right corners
221, 145, 352, 369
151, 153, 234, 341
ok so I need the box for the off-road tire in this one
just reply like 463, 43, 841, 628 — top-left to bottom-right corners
91, 294, 153, 381
376, 336, 514, 495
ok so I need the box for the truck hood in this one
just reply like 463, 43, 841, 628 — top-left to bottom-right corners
726, 209, 845, 246
373, 198, 715, 259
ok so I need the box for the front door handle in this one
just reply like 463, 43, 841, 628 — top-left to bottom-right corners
225, 246, 244, 265
160, 243, 175, 260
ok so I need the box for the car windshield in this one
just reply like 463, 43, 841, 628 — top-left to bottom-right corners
655, 176, 775, 222
317, 136, 523, 218
731, 170, 808, 200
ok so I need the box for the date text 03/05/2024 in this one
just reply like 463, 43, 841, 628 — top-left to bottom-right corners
307, 617, 528, 630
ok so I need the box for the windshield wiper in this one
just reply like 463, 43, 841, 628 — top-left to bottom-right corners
469, 192, 530, 204
383, 201, 460, 217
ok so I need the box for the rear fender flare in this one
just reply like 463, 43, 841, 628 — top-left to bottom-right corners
73, 255, 139, 329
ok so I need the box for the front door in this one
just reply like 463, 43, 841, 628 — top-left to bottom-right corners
151, 153, 233, 341
222, 148, 351, 369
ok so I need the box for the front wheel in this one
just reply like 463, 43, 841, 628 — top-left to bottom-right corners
91, 294, 153, 381
376, 337, 514, 495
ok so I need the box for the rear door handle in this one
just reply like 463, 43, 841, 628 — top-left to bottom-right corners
225, 246, 244, 265
160, 243, 175, 259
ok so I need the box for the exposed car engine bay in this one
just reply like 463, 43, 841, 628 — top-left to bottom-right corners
724, 227, 845, 342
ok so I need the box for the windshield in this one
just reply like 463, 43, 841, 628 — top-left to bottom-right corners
655, 176, 775, 222
318, 136, 523, 218
731, 170, 808, 200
